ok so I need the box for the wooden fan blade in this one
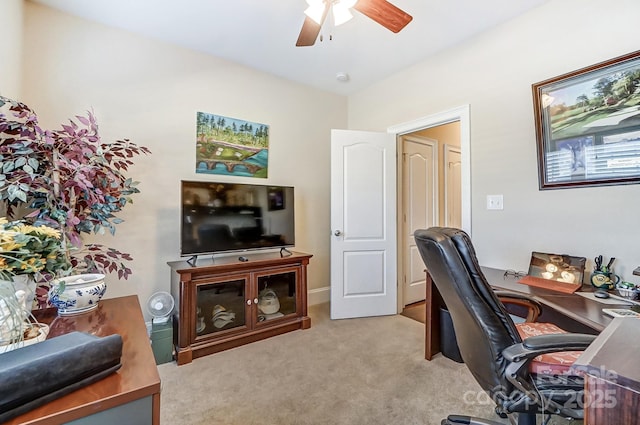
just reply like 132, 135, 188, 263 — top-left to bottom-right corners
296, 2, 331, 46
296, 17, 322, 46
354, 0, 413, 33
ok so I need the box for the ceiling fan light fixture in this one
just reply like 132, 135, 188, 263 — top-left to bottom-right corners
304, 1, 326, 25
332, 4, 353, 26
339, 0, 358, 9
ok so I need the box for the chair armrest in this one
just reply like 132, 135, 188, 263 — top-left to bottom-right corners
494, 290, 542, 322
503, 333, 596, 363
502, 332, 596, 418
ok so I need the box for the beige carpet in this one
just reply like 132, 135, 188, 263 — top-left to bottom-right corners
158, 303, 577, 425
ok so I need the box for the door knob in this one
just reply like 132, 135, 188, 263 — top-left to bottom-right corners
334, 230, 342, 236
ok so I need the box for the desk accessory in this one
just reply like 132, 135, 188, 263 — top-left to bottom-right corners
602, 308, 640, 318
576, 291, 634, 305
519, 251, 586, 293
615, 281, 640, 300
590, 255, 620, 290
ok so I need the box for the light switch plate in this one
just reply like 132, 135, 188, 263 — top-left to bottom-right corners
487, 195, 504, 210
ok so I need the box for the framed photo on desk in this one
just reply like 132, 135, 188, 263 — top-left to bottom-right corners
518, 252, 586, 294
527, 252, 586, 285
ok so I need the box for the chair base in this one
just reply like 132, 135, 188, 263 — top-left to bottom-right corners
441, 415, 505, 425
441, 412, 537, 425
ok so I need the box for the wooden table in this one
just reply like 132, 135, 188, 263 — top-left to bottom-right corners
5, 296, 161, 425
425, 267, 630, 360
572, 317, 640, 425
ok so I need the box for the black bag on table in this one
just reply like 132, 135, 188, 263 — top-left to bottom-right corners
0, 331, 123, 423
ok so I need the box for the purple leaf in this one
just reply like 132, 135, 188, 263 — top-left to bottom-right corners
76, 115, 90, 126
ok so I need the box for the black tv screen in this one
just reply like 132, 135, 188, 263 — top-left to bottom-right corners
180, 181, 295, 256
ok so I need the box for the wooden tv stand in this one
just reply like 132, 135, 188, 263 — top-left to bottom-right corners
168, 251, 312, 365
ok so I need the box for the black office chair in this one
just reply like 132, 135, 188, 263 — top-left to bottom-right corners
414, 227, 596, 425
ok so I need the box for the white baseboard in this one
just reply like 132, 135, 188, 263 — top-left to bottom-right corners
307, 286, 330, 306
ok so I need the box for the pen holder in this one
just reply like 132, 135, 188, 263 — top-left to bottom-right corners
590, 270, 620, 290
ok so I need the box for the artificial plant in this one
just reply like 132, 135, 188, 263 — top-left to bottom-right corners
0, 217, 68, 281
0, 96, 150, 282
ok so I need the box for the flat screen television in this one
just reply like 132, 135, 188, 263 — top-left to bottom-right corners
180, 180, 295, 257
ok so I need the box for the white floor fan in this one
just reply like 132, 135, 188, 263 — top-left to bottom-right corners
146, 291, 174, 324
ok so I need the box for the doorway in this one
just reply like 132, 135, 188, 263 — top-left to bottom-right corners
400, 135, 438, 306
389, 105, 470, 310
328, 106, 470, 319
399, 123, 461, 307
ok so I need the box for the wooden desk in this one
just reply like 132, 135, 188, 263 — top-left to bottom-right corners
5, 296, 161, 425
425, 267, 629, 360
572, 317, 640, 425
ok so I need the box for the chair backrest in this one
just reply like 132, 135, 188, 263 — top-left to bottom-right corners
414, 227, 522, 396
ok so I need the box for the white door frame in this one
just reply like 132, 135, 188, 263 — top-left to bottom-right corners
388, 105, 471, 312
387, 105, 471, 234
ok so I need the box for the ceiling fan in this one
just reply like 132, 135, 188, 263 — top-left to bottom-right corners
296, 0, 413, 47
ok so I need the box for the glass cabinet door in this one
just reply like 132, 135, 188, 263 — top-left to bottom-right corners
195, 278, 247, 337
256, 270, 297, 323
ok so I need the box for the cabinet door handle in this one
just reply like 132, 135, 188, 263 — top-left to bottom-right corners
246, 299, 252, 305
254, 298, 259, 304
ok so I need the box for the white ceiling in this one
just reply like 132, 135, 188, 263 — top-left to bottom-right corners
31, 0, 550, 95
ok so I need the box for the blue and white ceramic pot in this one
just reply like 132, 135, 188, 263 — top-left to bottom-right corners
48, 273, 106, 316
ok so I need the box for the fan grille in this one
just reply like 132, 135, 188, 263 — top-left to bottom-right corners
147, 291, 174, 319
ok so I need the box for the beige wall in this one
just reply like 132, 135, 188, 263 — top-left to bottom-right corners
349, 0, 640, 279
416, 122, 461, 225
0, 0, 23, 98
19, 2, 346, 313
10, 0, 640, 315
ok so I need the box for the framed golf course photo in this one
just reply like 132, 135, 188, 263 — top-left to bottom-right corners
195, 111, 269, 178
532, 50, 640, 189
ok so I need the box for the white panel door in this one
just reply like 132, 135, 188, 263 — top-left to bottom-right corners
330, 129, 397, 319
402, 137, 437, 305
444, 145, 462, 228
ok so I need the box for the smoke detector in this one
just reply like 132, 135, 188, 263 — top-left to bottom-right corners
335, 72, 350, 82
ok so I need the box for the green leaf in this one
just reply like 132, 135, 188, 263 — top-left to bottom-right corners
3, 161, 15, 173
15, 190, 27, 202
7, 185, 27, 202
15, 157, 27, 168
27, 157, 39, 171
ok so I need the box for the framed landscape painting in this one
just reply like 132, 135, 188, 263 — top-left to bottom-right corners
532, 50, 640, 189
196, 112, 269, 178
